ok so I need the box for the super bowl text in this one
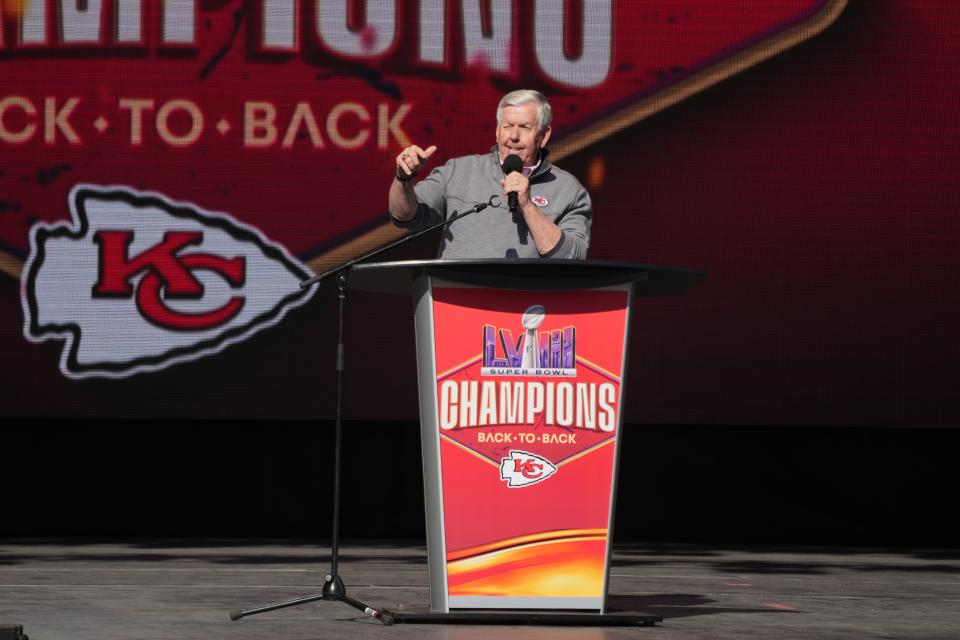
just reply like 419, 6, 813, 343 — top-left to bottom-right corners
482, 305, 577, 377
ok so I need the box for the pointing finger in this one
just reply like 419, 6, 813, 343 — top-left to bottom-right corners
410, 145, 430, 159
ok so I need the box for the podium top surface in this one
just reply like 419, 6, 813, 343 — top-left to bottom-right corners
346, 259, 706, 296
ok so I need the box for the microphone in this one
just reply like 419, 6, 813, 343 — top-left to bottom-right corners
501, 154, 528, 244
501, 154, 523, 213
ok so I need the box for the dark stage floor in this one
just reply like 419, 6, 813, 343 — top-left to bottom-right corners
1, 540, 958, 639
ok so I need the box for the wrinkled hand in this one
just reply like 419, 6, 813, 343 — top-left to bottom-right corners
396, 144, 437, 180
500, 171, 530, 208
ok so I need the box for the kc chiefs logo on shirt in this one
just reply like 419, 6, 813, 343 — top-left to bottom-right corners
21, 186, 316, 379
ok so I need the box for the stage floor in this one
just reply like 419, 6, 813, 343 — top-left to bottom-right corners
0, 540, 957, 639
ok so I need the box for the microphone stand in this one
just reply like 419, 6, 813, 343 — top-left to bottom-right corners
229, 197, 497, 626
299, 196, 497, 290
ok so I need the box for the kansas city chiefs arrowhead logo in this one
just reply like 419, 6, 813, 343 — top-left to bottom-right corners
500, 450, 558, 488
22, 185, 316, 379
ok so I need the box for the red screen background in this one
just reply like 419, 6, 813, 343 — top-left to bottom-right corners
1, 1, 957, 427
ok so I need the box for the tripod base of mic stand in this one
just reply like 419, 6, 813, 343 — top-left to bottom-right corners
321, 573, 346, 600
377, 610, 661, 627
230, 575, 384, 622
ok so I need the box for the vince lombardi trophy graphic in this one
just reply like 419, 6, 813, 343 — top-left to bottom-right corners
520, 305, 546, 369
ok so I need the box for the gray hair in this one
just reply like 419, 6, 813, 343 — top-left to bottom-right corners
496, 90, 553, 129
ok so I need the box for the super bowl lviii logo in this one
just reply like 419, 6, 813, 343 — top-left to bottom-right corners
482, 305, 576, 377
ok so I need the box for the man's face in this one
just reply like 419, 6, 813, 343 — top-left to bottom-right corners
495, 102, 552, 168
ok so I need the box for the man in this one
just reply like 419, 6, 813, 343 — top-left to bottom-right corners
388, 89, 591, 259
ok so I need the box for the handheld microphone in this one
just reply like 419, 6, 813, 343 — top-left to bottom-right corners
501, 154, 523, 213
501, 155, 528, 244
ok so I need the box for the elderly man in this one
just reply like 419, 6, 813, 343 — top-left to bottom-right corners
388, 89, 592, 259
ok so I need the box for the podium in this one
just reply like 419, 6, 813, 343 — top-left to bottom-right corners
350, 259, 706, 616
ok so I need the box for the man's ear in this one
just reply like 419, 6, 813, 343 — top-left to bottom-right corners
539, 125, 552, 148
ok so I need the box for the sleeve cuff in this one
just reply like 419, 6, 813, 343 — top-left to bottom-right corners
540, 230, 570, 258
390, 205, 424, 229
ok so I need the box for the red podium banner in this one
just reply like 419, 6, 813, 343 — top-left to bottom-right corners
430, 284, 630, 608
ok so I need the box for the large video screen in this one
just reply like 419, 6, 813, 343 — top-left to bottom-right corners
2, 1, 957, 426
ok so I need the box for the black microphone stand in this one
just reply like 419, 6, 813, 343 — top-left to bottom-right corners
229, 197, 497, 626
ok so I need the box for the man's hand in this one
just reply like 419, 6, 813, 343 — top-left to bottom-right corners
396, 144, 437, 181
390, 144, 436, 222
500, 171, 530, 208
501, 170, 562, 254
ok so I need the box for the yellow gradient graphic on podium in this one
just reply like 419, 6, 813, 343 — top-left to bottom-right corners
447, 529, 607, 597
